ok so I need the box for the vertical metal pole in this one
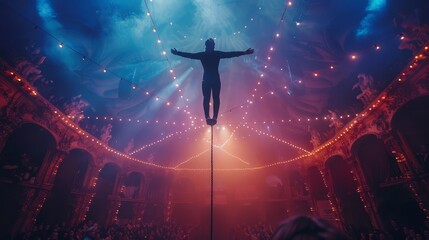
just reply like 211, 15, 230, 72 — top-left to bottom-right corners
210, 125, 214, 240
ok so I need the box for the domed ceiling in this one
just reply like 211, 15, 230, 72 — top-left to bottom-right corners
1, 0, 428, 170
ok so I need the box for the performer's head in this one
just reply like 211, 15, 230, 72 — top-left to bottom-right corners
205, 38, 215, 52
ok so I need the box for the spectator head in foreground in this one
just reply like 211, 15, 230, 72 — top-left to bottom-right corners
270, 215, 348, 240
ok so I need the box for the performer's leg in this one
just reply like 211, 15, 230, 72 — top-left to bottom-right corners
212, 81, 221, 120
202, 81, 211, 119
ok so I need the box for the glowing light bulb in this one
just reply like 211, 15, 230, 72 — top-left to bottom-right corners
59, 42, 63, 48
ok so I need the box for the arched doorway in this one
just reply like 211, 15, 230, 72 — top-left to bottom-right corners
117, 171, 144, 224
389, 96, 429, 230
325, 155, 371, 236
142, 174, 167, 223
391, 96, 429, 172
37, 149, 92, 225
288, 170, 311, 216
86, 163, 119, 226
0, 123, 56, 239
352, 134, 424, 230
306, 166, 330, 219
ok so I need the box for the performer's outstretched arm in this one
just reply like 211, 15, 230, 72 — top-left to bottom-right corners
171, 48, 203, 59
219, 48, 254, 58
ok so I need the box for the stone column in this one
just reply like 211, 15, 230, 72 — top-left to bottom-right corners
301, 170, 318, 216
383, 133, 414, 177
137, 173, 147, 201
43, 150, 67, 185
106, 174, 125, 225
12, 189, 49, 237
12, 150, 65, 235
70, 165, 101, 225
348, 156, 384, 231
384, 133, 429, 218
0, 121, 15, 153
318, 165, 345, 230
395, 130, 424, 174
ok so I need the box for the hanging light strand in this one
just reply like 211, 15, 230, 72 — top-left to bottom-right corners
1, 3, 194, 117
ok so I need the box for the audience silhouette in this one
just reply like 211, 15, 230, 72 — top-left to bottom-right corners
270, 216, 348, 240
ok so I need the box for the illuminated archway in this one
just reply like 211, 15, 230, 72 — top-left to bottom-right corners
38, 149, 92, 225
325, 155, 371, 235
86, 163, 120, 226
0, 123, 56, 239
352, 134, 424, 230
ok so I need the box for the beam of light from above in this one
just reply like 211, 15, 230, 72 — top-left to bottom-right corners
356, 0, 386, 37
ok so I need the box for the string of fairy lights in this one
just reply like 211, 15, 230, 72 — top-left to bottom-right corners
172, 128, 250, 169
224, 1, 301, 119
4, 1, 232, 158
226, 0, 409, 127
3, 48, 427, 171
72, 2, 412, 156
2, 1, 428, 171
11, 42, 428, 170
67, 110, 360, 127
244, 124, 311, 153
244, 34, 395, 112
2, 2, 205, 127
129, 124, 206, 155
4, 1, 361, 131
202, 124, 251, 165
3, 0, 411, 121
37, 0, 360, 156
60, 0, 393, 127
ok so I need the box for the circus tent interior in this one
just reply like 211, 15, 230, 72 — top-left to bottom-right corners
1, 0, 429, 239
